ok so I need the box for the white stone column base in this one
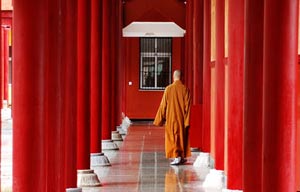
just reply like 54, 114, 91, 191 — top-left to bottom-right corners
90, 153, 111, 166
77, 170, 101, 187
193, 152, 210, 168
102, 140, 119, 150
203, 169, 226, 190
222, 189, 243, 192
66, 188, 82, 192
112, 131, 123, 141
117, 125, 127, 135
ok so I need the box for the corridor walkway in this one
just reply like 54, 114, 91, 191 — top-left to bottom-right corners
89, 122, 214, 192
1, 117, 219, 191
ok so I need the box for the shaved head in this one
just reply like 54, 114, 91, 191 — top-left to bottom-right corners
173, 70, 181, 81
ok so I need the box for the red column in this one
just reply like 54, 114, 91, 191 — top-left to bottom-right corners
13, 1, 48, 191
0, 1, 2, 191
2, 27, 9, 102
263, 0, 298, 191
90, 0, 102, 153
102, 0, 112, 140
184, 0, 193, 90
227, 0, 244, 188
243, 0, 263, 191
116, 0, 124, 125
64, 0, 78, 188
190, 0, 204, 150
202, 0, 211, 153
192, 0, 203, 105
215, 0, 225, 170
77, 0, 91, 169
110, 0, 117, 131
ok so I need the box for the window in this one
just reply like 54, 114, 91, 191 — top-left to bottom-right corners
140, 37, 172, 90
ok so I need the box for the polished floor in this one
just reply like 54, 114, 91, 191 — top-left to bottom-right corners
1, 112, 220, 192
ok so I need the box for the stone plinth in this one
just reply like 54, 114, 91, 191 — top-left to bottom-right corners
193, 152, 210, 168
203, 169, 226, 190
90, 153, 111, 166
66, 188, 82, 192
112, 131, 123, 141
77, 169, 101, 187
102, 140, 119, 150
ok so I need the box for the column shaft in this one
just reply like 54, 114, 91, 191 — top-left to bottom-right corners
202, 0, 211, 153
227, 0, 244, 188
215, 0, 225, 170
77, 0, 91, 169
2, 27, 9, 102
243, 0, 263, 191
13, 1, 47, 190
64, 0, 78, 188
91, 0, 102, 153
263, 0, 298, 191
102, 0, 112, 140
193, 0, 204, 105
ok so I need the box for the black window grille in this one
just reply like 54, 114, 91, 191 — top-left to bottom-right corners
140, 37, 172, 90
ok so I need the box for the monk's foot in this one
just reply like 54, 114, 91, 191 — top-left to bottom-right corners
170, 157, 181, 165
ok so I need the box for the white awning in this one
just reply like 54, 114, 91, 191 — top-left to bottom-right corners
122, 22, 186, 37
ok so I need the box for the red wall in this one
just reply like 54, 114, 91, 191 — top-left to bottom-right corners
123, 0, 186, 28
124, 37, 183, 119
123, 0, 185, 119
297, 65, 300, 190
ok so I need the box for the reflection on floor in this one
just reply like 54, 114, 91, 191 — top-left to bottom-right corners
86, 123, 218, 192
1, 115, 222, 191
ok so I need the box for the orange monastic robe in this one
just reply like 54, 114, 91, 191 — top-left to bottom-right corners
153, 80, 191, 158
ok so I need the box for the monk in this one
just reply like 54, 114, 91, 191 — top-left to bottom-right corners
153, 70, 191, 165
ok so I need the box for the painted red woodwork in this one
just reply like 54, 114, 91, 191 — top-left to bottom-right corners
215, 0, 225, 170
1, 11, 12, 27
263, 0, 298, 190
297, 61, 300, 191
123, 0, 186, 28
124, 38, 182, 119
13, 0, 77, 190
192, 0, 204, 105
64, 0, 77, 187
190, 105, 202, 149
202, 0, 211, 153
46, 1, 69, 189
77, 0, 91, 169
90, 0, 102, 153
116, 0, 124, 126
13, 1, 47, 190
227, 0, 244, 189
102, 0, 112, 139
243, 0, 263, 191
2, 27, 9, 102
185, 0, 193, 93
0, 1, 2, 191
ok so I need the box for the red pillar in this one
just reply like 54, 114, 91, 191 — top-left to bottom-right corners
0, 1, 2, 191
90, 0, 102, 153
13, 1, 48, 190
243, 0, 263, 191
227, 0, 244, 188
77, 0, 91, 169
215, 0, 225, 170
184, 0, 193, 90
202, 0, 211, 153
110, 0, 117, 131
64, 0, 78, 188
2, 27, 9, 102
190, 0, 204, 150
116, 0, 124, 125
263, 0, 298, 191
102, 0, 112, 140
192, 0, 203, 105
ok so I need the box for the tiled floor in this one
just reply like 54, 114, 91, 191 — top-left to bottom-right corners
1, 114, 221, 192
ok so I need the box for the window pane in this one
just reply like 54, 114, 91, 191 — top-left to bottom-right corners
157, 57, 170, 87
141, 57, 155, 88
157, 38, 172, 53
141, 38, 156, 53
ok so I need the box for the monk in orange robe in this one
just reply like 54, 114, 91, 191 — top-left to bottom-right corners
153, 70, 191, 165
